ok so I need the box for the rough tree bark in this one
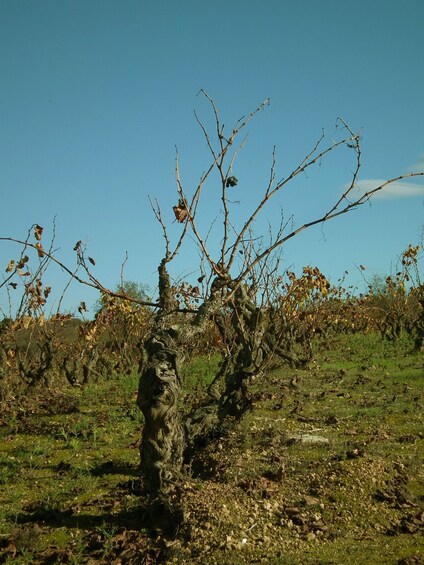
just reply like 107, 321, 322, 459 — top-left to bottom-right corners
184, 280, 315, 461
137, 260, 183, 520
136, 263, 227, 526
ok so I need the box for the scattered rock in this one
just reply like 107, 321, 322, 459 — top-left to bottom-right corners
287, 434, 330, 446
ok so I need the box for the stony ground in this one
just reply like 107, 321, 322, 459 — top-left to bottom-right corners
0, 333, 423, 563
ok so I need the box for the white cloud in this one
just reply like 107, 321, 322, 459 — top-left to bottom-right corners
341, 154, 424, 201
346, 178, 424, 200
408, 154, 424, 173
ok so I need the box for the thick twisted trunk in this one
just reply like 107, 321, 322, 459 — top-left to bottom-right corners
137, 264, 226, 511
136, 260, 185, 530
137, 260, 183, 497
185, 286, 264, 453
186, 285, 313, 457
137, 331, 184, 498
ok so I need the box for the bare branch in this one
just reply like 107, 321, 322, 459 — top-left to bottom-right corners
233, 171, 424, 291
185, 91, 270, 277
228, 130, 358, 269
0, 236, 159, 309
194, 109, 218, 161
120, 252, 129, 291
148, 196, 171, 259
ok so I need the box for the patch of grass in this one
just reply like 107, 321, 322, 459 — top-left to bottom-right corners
1, 333, 423, 563
181, 353, 222, 392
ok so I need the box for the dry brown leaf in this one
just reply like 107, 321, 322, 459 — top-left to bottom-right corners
5, 259, 15, 272
35, 242, 44, 257
34, 224, 43, 241
173, 199, 188, 223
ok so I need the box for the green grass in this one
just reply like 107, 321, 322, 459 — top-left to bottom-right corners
180, 352, 221, 391
0, 332, 423, 563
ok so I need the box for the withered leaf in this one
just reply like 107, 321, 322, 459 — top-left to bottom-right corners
17, 256, 29, 269
35, 242, 44, 257
88, 257, 96, 265
5, 259, 15, 273
73, 240, 82, 251
34, 225, 43, 241
78, 301, 88, 314
8, 282, 18, 289
226, 175, 238, 188
173, 199, 188, 223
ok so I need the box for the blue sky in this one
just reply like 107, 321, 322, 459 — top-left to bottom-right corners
1, 0, 423, 316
